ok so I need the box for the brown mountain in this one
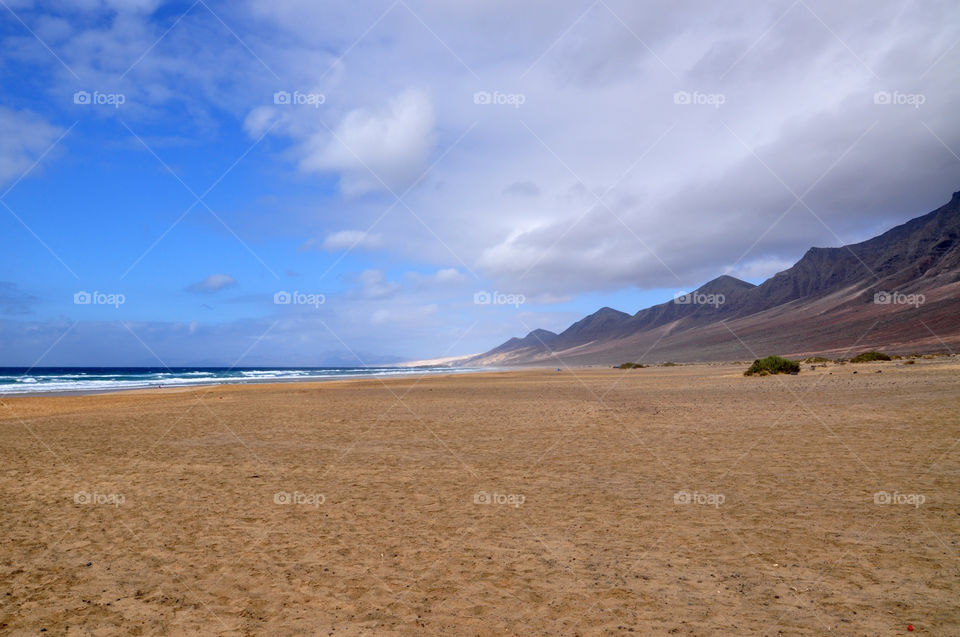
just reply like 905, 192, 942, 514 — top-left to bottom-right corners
467, 189, 960, 366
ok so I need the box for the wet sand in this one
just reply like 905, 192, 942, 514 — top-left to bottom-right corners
1, 361, 958, 635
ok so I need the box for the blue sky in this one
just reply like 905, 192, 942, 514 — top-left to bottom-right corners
1, 0, 958, 365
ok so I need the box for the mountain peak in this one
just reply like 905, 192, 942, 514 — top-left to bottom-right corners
555, 306, 632, 341
525, 328, 558, 340
695, 274, 756, 295
593, 306, 631, 317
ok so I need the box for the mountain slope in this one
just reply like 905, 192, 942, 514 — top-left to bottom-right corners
466, 189, 960, 366
481, 328, 558, 360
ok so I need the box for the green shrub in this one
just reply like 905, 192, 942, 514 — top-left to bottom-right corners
804, 356, 831, 363
850, 351, 891, 363
744, 355, 800, 376
617, 362, 646, 369
661, 362, 679, 367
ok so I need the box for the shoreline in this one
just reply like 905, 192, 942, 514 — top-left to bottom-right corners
3, 355, 954, 398
0, 366, 498, 398
0, 367, 548, 402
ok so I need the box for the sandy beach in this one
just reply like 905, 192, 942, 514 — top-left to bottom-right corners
1, 361, 958, 635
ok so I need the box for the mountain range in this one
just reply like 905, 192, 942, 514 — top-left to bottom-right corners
464, 189, 960, 366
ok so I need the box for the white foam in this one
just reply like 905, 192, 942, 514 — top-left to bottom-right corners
0, 367, 472, 395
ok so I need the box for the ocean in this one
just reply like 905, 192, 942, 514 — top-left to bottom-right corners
0, 366, 467, 395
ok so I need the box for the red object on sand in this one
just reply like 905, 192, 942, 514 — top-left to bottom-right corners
908, 625, 914, 631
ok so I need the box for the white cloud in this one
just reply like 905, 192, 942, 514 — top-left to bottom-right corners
433, 268, 464, 283
243, 106, 280, 139
320, 230, 382, 251
370, 304, 439, 326
187, 274, 237, 293
405, 267, 467, 288
101, 0, 164, 13
297, 89, 435, 196
724, 258, 796, 283
349, 269, 401, 300
228, 0, 959, 298
0, 108, 62, 189
504, 181, 541, 197
528, 292, 575, 305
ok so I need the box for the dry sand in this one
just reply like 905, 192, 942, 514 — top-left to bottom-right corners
1, 361, 958, 635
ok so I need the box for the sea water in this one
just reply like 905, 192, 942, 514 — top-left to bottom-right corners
0, 366, 467, 395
